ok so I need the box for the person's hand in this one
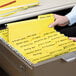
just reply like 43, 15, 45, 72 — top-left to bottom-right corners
49, 14, 69, 27
69, 37, 76, 41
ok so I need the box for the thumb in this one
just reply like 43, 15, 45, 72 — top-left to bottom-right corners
69, 37, 76, 41
49, 21, 58, 27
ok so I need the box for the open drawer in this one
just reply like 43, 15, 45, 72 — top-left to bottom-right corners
0, 0, 76, 76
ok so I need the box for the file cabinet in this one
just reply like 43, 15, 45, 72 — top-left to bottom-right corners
0, 0, 76, 76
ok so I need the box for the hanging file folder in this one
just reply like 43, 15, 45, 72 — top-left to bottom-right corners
0, 14, 76, 64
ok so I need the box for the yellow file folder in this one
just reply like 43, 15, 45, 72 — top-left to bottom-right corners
0, 0, 39, 17
0, 14, 76, 64
0, 0, 16, 8
0, 0, 39, 8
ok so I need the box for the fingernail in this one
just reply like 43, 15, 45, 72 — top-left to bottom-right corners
49, 25, 53, 27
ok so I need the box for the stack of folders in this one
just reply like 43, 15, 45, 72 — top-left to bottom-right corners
0, 14, 76, 64
0, 0, 39, 17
